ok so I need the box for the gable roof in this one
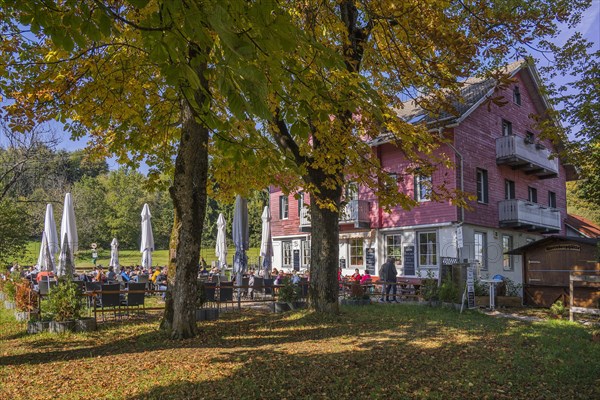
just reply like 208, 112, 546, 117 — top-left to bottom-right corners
395, 59, 545, 126
566, 214, 600, 238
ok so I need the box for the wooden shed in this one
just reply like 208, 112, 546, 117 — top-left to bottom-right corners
507, 236, 600, 307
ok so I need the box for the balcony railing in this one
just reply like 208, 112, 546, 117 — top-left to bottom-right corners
498, 199, 561, 232
496, 135, 558, 178
298, 200, 371, 230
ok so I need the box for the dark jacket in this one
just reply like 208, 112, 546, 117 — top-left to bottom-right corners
379, 260, 397, 283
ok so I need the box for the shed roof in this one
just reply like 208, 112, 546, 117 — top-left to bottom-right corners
506, 235, 599, 255
565, 214, 600, 238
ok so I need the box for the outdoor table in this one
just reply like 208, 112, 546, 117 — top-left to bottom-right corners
480, 278, 503, 310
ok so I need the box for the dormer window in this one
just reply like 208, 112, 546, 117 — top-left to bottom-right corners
513, 86, 521, 105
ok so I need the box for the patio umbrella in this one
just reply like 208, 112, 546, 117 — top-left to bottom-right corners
259, 206, 273, 278
44, 203, 59, 259
232, 195, 248, 287
140, 203, 154, 270
37, 232, 55, 272
109, 238, 119, 269
215, 213, 227, 269
57, 193, 78, 277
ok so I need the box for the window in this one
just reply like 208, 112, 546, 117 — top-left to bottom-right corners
525, 131, 535, 144
385, 234, 402, 262
476, 168, 489, 204
418, 232, 437, 267
502, 235, 513, 271
528, 187, 538, 203
513, 86, 521, 105
505, 180, 515, 200
345, 183, 358, 201
349, 238, 364, 267
474, 232, 487, 270
301, 240, 311, 267
297, 192, 304, 217
279, 195, 288, 219
502, 120, 512, 136
548, 191, 556, 208
282, 241, 292, 267
414, 173, 432, 202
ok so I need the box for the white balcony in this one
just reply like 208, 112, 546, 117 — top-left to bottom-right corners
298, 200, 370, 230
499, 199, 561, 233
496, 135, 558, 179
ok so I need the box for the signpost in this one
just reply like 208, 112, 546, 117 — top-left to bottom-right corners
461, 264, 477, 312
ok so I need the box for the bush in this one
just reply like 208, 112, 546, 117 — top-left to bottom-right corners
438, 275, 460, 303
549, 300, 567, 318
43, 278, 83, 322
15, 280, 38, 312
278, 277, 300, 304
504, 278, 523, 297
3, 279, 16, 302
474, 279, 489, 296
420, 270, 439, 302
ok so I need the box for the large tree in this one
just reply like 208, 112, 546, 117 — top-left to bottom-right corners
211, 0, 592, 312
0, 0, 308, 338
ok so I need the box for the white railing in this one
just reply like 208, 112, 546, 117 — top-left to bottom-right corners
498, 199, 561, 231
298, 200, 370, 228
496, 135, 558, 174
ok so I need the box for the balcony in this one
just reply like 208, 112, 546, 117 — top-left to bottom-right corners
496, 135, 558, 179
498, 199, 561, 233
298, 200, 371, 231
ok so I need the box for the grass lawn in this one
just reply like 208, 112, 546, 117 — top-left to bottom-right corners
0, 303, 598, 399
20, 242, 260, 270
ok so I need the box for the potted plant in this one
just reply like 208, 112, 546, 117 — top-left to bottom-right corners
27, 313, 51, 334
3, 278, 16, 310
341, 281, 370, 306
274, 277, 301, 312
44, 279, 84, 333
14, 280, 37, 322
474, 279, 489, 307
497, 278, 523, 307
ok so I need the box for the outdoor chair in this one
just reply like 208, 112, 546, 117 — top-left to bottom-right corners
124, 283, 146, 318
240, 277, 249, 298
38, 278, 57, 296
204, 285, 216, 307
263, 278, 274, 297
252, 277, 264, 299
97, 283, 122, 321
218, 281, 234, 310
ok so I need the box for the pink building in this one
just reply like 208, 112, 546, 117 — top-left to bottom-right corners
269, 61, 573, 285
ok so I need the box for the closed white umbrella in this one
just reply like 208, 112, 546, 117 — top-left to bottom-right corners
232, 195, 248, 286
259, 206, 273, 278
215, 213, 227, 269
57, 193, 78, 277
44, 203, 59, 257
37, 232, 54, 272
140, 203, 154, 269
109, 238, 119, 269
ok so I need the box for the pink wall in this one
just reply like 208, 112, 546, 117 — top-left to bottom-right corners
456, 70, 567, 232
270, 188, 306, 237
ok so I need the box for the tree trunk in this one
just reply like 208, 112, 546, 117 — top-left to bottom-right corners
163, 48, 209, 339
159, 214, 178, 332
308, 182, 342, 313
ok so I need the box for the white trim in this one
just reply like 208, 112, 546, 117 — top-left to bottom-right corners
379, 222, 454, 232
272, 234, 310, 240
565, 224, 591, 239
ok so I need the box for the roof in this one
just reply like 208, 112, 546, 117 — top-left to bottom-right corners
395, 60, 529, 126
565, 214, 600, 238
506, 235, 599, 255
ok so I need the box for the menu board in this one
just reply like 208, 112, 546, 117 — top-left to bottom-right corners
293, 249, 300, 271
339, 258, 346, 270
403, 246, 415, 275
366, 248, 376, 274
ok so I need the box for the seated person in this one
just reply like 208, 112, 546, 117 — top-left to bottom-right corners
155, 268, 168, 300
274, 270, 285, 285
36, 270, 55, 283
106, 266, 117, 282
120, 267, 131, 283
360, 270, 372, 284
291, 270, 301, 285
351, 268, 362, 282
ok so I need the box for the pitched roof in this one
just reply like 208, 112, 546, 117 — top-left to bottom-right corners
395, 60, 527, 126
566, 214, 600, 238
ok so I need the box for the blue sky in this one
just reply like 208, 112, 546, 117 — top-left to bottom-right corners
5, 1, 600, 171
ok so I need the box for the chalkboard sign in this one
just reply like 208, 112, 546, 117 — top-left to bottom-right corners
403, 246, 415, 275
339, 258, 346, 270
293, 249, 300, 271
466, 266, 476, 308
365, 248, 376, 274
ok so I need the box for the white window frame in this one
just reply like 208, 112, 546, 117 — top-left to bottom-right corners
279, 195, 289, 220
349, 238, 364, 267
502, 235, 513, 271
474, 231, 487, 270
415, 174, 432, 202
282, 241, 292, 267
301, 239, 310, 267
476, 168, 488, 204
418, 231, 437, 268
385, 234, 402, 262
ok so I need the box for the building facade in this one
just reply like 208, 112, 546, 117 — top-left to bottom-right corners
269, 61, 572, 285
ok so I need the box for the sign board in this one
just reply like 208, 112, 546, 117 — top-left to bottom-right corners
293, 249, 300, 271
466, 265, 476, 309
365, 248, 376, 274
339, 258, 346, 270
92, 252, 98, 259
456, 226, 464, 249
91, 243, 97, 249
403, 245, 415, 275
441, 257, 459, 265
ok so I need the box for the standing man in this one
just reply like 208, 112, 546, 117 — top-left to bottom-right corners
379, 257, 398, 303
